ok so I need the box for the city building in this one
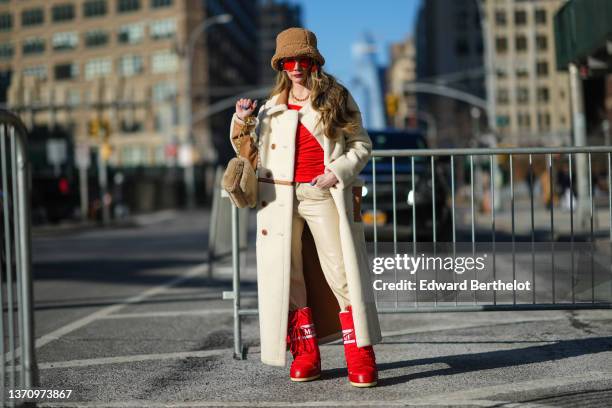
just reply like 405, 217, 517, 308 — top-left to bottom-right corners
484, 0, 572, 145
386, 35, 418, 130
350, 33, 386, 130
0, 0, 258, 173
416, 0, 485, 148
258, 0, 301, 86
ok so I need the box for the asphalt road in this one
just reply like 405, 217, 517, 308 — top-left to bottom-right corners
27, 210, 612, 407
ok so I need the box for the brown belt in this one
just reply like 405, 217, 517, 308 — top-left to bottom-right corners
258, 177, 294, 186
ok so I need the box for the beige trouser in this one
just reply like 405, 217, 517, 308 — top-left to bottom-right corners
289, 182, 351, 311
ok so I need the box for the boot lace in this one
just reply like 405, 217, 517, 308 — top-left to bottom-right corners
287, 310, 315, 356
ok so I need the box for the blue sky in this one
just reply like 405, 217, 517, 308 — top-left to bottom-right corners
285, 0, 422, 86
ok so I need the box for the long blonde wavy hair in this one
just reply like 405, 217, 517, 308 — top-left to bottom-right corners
269, 66, 360, 140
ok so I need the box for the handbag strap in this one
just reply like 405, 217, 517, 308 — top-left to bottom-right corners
236, 115, 257, 156
236, 115, 260, 171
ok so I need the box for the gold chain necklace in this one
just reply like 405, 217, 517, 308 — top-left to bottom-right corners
290, 89, 309, 102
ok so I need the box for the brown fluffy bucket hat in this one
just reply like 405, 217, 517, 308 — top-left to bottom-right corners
270, 27, 325, 71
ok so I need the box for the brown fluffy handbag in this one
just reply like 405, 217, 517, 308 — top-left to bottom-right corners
222, 116, 258, 208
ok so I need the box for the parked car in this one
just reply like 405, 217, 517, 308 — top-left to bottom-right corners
359, 129, 452, 242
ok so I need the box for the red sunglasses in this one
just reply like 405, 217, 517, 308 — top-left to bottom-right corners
281, 57, 316, 71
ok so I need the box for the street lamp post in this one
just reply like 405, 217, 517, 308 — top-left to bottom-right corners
474, 0, 497, 136
183, 13, 233, 209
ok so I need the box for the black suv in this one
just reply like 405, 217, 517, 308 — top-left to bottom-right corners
359, 129, 452, 242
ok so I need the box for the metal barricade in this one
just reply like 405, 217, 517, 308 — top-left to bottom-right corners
1, 109, 38, 405
226, 146, 612, 358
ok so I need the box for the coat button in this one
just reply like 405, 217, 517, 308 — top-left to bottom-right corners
266, 171, 272, 178
261, 201, 268, 207
271, 143, 276, 149
261, 229, 268, 236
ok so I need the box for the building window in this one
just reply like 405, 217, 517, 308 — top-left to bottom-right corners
515, 35, 527, 52
0, 43, 13, 60
150, 18, 176, 40
514, 10, 527, 26
151, 50, 178, 73
23, 65, 47, 79
22, 37, 45, 55
85, 30, 109, 47
494, 10, 506, 26
118, 23, 144, 44
152, 0, 173, 7
497, 89, 509, 104
536, 35, 547, 51
54, 63, 79, 80
120, 121, 144, 133
52, 32, 78, 51
52, 4, 75, 22
455, 38, 469, 56
0, 13, 11, 31
496, 66, 508, 78
536, 61, 549, 77
118, 0, 140, 13
84, 0, 107, 18
85, 57, 112, 79
454, 10, 468, 30
535, 9, 546, 25
517, 112, 531, 128
152, 81, 177, 102
22, 8, 44, 27
515, 60, 529, 77
473, 38, 482, 54
537, 87, 549, 102
495, 37, 508, 53
517, 88, 529, 103
537, 112, 551, 130
68, 89, 80, 106
497, 115, 510, 128
119, 55, 144, 76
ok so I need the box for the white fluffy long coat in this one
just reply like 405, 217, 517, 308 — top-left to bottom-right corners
229, 87, 382, 367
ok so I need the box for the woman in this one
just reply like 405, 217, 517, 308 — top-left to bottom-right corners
229, 27, 381, 387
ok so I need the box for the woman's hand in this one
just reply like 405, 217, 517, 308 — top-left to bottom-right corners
311, 168, 338, 189
235, 98, 258, 121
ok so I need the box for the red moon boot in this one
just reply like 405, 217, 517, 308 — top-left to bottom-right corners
287, 307, 321, 382
339, 306, 378, 387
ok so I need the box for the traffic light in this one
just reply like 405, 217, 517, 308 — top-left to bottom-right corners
58, 177, 70, 195
385, 93, 399, 117
88, 118, 100, 139
88, 117, 112, 141
100, 118, 111, 142
100, 142, 113, 161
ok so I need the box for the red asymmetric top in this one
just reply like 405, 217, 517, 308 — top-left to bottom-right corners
288, 103, 325, 183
